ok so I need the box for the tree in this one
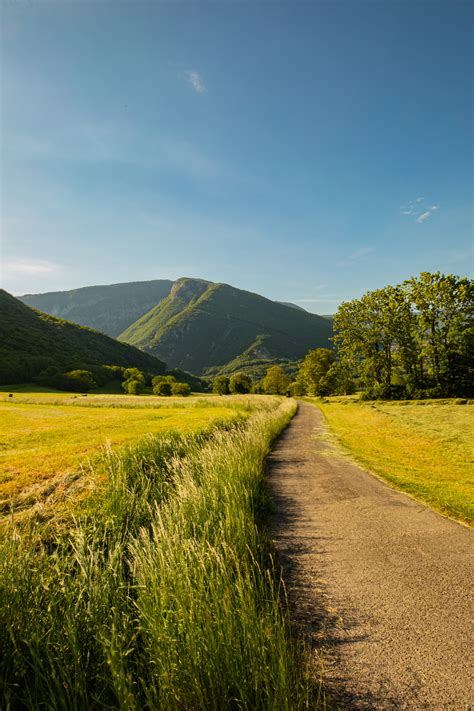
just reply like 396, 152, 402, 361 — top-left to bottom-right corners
153, 380, 172, 396
229, 372, 252, 394
172, 382, 191, 396
262, 365, 290, 395
403, 272, 473, 394
332, 271, 473, 399
212, 375, 230, 395
62, 369, 97, 393
122, 368, 145, 394
287, 381, 305, 397
297, 348, 336, 396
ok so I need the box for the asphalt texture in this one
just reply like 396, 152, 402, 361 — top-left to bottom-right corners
267, 402, 473, 710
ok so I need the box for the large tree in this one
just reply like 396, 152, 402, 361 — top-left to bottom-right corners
262, 365, 290, 395
296, 348, 336, 396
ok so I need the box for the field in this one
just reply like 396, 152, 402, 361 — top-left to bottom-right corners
0, 395, 316, 709
312, 398, 473, 525
0, 391, 243, 502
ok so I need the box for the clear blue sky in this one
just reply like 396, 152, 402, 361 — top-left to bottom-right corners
1, 0, 472, 312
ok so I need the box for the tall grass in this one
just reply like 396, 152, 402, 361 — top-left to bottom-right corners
0, 399, 312, 709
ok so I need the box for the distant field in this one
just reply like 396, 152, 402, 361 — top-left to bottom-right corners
311, 398, 473, 525
0, 391, 257, 505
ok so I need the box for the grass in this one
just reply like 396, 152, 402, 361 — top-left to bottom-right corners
0, 398, 315, 709
0, 395, 247, 503
310, 397, 473, 525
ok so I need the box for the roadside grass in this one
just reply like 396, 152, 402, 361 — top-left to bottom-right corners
0, 398, 248, 502
0, 399, 315, 709
309, 398, 473, 525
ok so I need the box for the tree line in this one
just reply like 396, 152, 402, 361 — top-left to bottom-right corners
211, 272, 472, 400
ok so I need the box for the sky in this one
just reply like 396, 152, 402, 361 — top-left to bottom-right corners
1, 0, 472, 313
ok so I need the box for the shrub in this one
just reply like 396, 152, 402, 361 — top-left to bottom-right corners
122, 368, 146, 395
229, 372, 252, 394
172, 382, 191, 397
153, 381, 172, 396
212, 375, 230, 395
60, 369, 97, 393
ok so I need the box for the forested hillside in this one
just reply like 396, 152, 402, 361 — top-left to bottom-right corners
0, 290, 166, 384
19, 279, 173, 337
119, 277, 333, 374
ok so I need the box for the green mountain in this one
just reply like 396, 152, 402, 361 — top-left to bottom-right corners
19, 279, 173, 338
119, 278, 333, 375
0, 290, 166, 384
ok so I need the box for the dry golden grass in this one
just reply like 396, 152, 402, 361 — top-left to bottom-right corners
311, 398, 474, 525
0, 394, 245, 502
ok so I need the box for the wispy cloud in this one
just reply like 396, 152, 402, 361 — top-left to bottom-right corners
415, 211, 432, 224
184, 69, 206, 93
5, 259, 62, 275
401, 197, 440, 224
337, 247, 374, 267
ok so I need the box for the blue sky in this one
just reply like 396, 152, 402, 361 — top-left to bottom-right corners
1, 0, 472, 312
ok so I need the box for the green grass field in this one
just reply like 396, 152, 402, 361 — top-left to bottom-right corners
0, 397, 317, 709
311, 398, 473, 525
0, 390, 269, 508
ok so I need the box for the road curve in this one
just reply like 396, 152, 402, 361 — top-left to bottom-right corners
267, 402, 473, 710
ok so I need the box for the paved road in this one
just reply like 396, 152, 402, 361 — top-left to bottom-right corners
267, 403, 473, 710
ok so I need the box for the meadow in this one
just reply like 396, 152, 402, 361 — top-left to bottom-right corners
311, 398, 473, 525
0, 393, 317, 709
0, 390, 257, 512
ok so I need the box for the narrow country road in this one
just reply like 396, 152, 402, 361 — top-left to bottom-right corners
267, 402, 473, 710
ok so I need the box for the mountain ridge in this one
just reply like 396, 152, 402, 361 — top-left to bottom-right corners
0, 290, 166, 384
119, 277, 333, 374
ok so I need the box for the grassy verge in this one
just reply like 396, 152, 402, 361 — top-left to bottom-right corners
308, 398, 473, 525
0, 399, 314, 709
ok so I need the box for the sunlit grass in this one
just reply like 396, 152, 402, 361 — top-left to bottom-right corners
309, 398, 473, 525
0, 394, 258, 502
0, 399, 315, 709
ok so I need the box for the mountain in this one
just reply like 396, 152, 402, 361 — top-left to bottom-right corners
0, 290, 165, 384
119, 278, 333, 375
276, 301, 307, 312
19, 279, 173, 338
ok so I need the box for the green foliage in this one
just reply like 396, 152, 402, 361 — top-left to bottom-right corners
62, 370, 97, 393
333, 272, 473, 399
171, 382, 191, 396
287, 381, 306, 397
212, 375, 231, 395
0, 402, 312, 708
262, 365, 290, 395
229, 372, 252, 394
119, 277, 333, 375
0, 290, 166, 386
297, 348, 336, 396
122, 368, 146, 395
153, 381, 172, 396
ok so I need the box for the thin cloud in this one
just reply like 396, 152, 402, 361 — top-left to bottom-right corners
416, 211, 432, 224
401, 197, 440, 224
184, 70, 206, 93
337, 247, 374, 267
5, 259, 62, 275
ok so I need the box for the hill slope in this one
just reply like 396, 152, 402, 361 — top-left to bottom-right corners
0, 290, 165, 384
19, 279, 173, 337
119, 278, 333, 374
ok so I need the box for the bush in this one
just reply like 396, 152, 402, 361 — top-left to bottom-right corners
172, 382, 191, 397
62, 369, 97, 393
212, 375, 230, 395
153, 381, 172, 396
288, 381, 306, 397
122, 368, 146, 395
229, 372, 252, 394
